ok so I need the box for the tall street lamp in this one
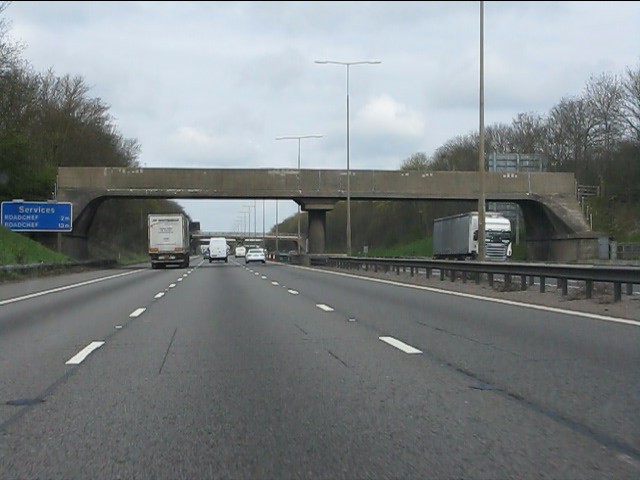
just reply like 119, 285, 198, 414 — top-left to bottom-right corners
275, 134, 323, 254
241, 207, 250, 239
478, 1, 486, 260
275, 199, 279, 254
315, 59, 381, 256
244, 203, 257, 243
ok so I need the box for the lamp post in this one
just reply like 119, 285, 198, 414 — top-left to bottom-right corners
275, 134, 323, 254
275, 199, 279, 254
478, 1, 486, 261
244, 203, 257, 244
241, 207, 250, 239
315, 59, 380, 255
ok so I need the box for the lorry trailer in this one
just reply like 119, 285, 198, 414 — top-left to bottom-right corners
148, 213, 191, 268
433, 211, 512, 261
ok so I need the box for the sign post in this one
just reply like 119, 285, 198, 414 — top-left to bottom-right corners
1, 200, 73, 232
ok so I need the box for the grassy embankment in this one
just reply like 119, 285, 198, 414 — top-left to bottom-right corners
0, 226, 148, 282
0, 225, 69, 265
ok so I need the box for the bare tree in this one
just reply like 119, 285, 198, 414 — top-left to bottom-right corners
509, 112, 548, 154
430, 134, 478, 171
484, 123, 513, 153
546, 96, 597, 181
400, 152, 430, 171
585, 73, 625, 170
619, 64, 640, 142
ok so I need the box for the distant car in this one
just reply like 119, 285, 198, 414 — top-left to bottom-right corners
235, 245, 246, 258
245, 248, 266, 264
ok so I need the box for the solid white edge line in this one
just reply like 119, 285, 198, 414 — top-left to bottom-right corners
65, 341, 105, 365
0, 269, 146, 306
316, 304, 334, 312
129, 307, 146, 318
287, 265, 640, 328
379, 336, 422, 354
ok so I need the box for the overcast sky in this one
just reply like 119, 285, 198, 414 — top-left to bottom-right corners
5, 1, 640, 233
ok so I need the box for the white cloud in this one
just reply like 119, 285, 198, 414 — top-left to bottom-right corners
357, 95, 426, 139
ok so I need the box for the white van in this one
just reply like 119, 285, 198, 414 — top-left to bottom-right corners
208, 237, 228, 263
234, 245, 246, 258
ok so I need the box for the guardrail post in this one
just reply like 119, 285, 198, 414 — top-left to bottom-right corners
529, 276, 534, 287
585, 280, 593, 299
520, 275, 527, 290
560, 278, 568, 296
426, 268, 431, 279
462, 271, 467, 283
440, 269, 445, 281
614, 283, 622, 302
505, 274, 512, 291
450, 270, 456, 282
374, 264, 378, 272
540, 276, 546, 293
410, 266, 414, 277
488, 273, 494, 287
475, 272, 481, 284
626, 283, 633, 296
365, 263, 369, 272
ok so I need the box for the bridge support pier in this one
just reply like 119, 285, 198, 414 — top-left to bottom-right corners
300, 200, 337, 254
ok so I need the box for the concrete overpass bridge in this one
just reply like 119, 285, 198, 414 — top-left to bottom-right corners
55, 166, 601, 262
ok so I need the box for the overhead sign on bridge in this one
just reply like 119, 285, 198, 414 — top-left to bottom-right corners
1, 200, 73, 232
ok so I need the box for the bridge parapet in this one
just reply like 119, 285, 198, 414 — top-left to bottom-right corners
57, 167, 575, 200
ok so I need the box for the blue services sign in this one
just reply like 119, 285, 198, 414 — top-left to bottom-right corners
1, 201, 73, 232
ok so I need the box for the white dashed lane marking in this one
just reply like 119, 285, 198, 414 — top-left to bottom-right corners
129, 308, 146, 318
379, 336, 422, 354
316, 304, 334, 312
65, 341, 105, 365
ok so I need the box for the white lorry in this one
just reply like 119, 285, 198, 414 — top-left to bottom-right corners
432, 211, 512, 261
148, 213, 191, 269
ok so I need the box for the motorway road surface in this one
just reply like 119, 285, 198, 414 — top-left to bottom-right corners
1, 257, 639, 479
